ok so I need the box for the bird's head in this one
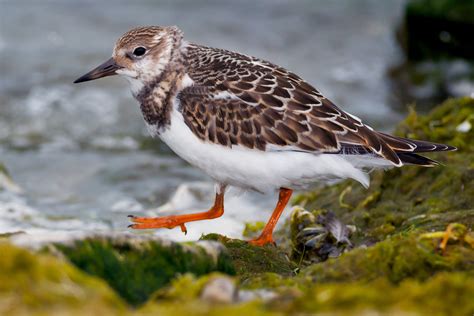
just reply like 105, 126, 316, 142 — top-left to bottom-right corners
74, 26, 183, 88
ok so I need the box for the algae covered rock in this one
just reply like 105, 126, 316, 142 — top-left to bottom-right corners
299, 232, 474, 284
52, 234, 235, 306
0, 241, 125, 315
289, 271, 474, 315
201, 234, 296, 279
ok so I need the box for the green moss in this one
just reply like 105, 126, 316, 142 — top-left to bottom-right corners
291, 272, 474, 315
0, 241, 125, 315
54, 236, 235, 306
240, 272, 299, 290
299, 232, 474, 284
140, 269, 474, 315
138, 300, 279, 316
201, 234, 295, 279
150, 273, 222, 301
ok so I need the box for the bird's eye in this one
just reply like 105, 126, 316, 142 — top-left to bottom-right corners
132, 47, 146, 57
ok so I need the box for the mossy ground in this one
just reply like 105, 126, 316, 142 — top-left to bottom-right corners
1, 98, 473, 315
200, 233, 295, 279
0, 241, 126, 316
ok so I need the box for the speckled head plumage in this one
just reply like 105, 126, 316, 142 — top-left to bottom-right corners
74, 25, 184, 84
114, 26, 184, 83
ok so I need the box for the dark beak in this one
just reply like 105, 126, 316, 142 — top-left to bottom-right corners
73, 57, 122, 83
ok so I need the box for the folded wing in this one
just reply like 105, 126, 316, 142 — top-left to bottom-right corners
180, 44, 455, 167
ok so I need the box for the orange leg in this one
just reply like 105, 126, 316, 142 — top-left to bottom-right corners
249, 188, 293, 246
128, 191, 224, 234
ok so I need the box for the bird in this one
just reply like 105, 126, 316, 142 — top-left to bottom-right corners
74, 26, 455, 246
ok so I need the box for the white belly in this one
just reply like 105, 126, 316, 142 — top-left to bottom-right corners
156, 108, 370, 193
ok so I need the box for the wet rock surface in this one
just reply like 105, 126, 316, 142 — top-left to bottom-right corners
1, 97, 473, 315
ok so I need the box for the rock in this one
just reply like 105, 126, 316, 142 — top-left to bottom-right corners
237, 288, 278, 303
200, 276, 236, 304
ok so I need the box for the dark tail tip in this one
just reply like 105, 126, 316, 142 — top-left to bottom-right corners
397, 152, 439, 167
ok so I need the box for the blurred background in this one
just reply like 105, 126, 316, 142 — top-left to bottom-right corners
0, 0, 473, 242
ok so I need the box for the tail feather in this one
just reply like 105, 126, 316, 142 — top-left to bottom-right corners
377, 132, 456, 167
396, 152, 439, 167
378, 132, 456, 153
337, 132, 456, 167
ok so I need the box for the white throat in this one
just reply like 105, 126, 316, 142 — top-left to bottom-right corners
125, 76, 145, 97
116, 68, 144, 97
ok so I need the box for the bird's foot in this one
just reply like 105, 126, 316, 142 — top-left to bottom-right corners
247, 188, 293, 247
248, 234, 276, 247
128, 215, 188, 234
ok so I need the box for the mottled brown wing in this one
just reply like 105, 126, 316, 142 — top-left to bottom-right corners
180, 44, 452, 166
178, 87, 339, 152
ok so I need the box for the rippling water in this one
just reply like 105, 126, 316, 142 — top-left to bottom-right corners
0, 0, 406, 242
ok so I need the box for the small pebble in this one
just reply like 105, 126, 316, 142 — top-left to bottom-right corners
200, 277, 236, 304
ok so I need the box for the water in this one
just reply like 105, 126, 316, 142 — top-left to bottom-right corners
0, 0, 406, 242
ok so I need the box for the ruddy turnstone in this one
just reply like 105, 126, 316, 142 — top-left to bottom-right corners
74, 26, 455, 246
